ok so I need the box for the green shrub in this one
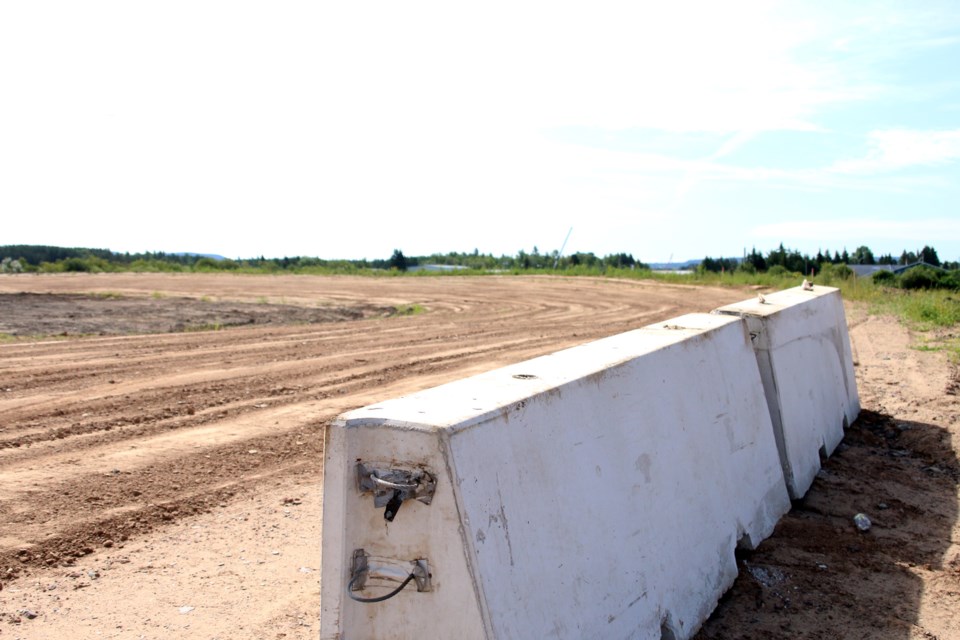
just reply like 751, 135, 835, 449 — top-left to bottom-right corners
131, 259, 184, 272
939, 271, 960, 291
38, 256, 114, 273
900, 266, 941, 290
767, 265, 790, 277
63, 257, 92, 272
817, 263, 854, 285
828, 263, 853, 279
193, 257, 221, 271
871, 270, 897, 286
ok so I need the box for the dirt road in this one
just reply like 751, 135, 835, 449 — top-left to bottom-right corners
0, 273, 957, 639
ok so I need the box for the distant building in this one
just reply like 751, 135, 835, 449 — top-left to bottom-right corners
406, 264, 471, 273
847, 261, 943, 278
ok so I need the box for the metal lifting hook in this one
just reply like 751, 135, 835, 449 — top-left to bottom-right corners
347, 549, 432, 603
356, 462, 437, 522
367, 474, 419, 492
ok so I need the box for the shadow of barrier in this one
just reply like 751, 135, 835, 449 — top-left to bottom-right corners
319, 286, 867, 639
695, 410, 959, 639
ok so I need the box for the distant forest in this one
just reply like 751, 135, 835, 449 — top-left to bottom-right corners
700, 244, 956, 274
0, 245, 648, 274
1, 242, 957, 277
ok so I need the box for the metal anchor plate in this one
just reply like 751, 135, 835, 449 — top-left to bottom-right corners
356, 462, 437, 521
356, 462, 437, 507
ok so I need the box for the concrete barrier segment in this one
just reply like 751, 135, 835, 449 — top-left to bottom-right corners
320, 312, 791, 639
320, 422, 488, 640
713, 285, 860, 499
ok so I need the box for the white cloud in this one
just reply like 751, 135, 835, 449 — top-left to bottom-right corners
831, 129, 960, 174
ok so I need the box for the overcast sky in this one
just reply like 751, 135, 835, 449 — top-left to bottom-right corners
2, 1, 959, 263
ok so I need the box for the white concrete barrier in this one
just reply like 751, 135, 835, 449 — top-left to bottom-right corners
713, 285, 860, 499
320, 313, 791, 640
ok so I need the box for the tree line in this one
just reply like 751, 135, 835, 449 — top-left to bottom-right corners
699, 244, 955, 275
1, 243, 956, 277
0, 245, 649, 274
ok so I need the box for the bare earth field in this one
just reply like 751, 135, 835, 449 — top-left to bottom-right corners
0, 273, 957, 639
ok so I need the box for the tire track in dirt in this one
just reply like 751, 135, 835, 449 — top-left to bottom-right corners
0, 274, 747, 579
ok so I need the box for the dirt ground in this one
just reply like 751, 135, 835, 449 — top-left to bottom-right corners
0, 273, 956, 639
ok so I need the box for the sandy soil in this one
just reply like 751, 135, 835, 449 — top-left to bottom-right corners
0, 273, 956, 639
